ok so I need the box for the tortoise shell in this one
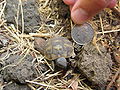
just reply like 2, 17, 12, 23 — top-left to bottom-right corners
44, 36, 74, 60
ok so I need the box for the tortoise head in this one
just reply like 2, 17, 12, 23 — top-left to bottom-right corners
34, 37, 46, 54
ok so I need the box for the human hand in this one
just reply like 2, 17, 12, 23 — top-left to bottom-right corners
63, 0, 116, 24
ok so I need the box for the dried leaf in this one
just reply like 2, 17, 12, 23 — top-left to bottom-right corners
70, 81, 78, 90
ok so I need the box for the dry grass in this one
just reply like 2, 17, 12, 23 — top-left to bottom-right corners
0, 0, 120, 90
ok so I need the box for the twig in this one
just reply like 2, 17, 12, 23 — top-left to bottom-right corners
44, 59, 54, 71
15, 0, 20, 32
68, 75, 80, 88
99, 14, 104, 35
44, 71, 61, 80
106, 67, 120, 90
97, 29, 120, 34
26, 80, 58, 89
43, 0, 49, 8
4, 26, 21, 42
19, 0, 24, 34
0, 0, 6, 19
0, 20, 6, 27
111, 7, 120, 18
29, 33, 51, 37
27, 84, 36, 90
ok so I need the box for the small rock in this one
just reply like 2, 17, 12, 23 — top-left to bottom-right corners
0, 34, 9, 48
55, 57, 67, 69
2, 54, 37, 84
0, 74, 4, 86
4, 0, 41, 33
76, 43, 112, 88
3, 82, 31, 90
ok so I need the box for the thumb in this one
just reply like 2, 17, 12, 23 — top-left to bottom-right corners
71, 0, 113, 24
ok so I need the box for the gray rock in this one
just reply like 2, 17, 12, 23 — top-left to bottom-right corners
77, 43, 112, 87
3, 82, 31, 90
0, 34, 9, 48
2, 54, 37, 84
4, 0, 41, 33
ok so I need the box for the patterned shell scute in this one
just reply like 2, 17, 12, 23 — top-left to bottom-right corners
44, 36, 74, 60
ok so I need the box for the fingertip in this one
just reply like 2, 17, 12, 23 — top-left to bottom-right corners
71, 8, 89, 24
63, 0, 75, 5
107, 0, 117, 8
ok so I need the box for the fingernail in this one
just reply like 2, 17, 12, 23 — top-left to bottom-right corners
71, 8, 89, 24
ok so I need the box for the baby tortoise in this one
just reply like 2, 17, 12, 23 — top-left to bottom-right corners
34, 36, 75, 60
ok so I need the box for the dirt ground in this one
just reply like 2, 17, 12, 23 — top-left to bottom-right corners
0, 0, 120, 90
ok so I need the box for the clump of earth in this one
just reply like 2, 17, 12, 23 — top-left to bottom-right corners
3, 82, 31, 90
0, 53, 49, 90
75, 43, 112, 89
2, 54, 36, 84
4, 0, 41, 33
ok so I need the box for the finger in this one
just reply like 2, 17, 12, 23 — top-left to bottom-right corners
63, 0, 75, 5
107, 0, 116, 8
71, 0, 110, 24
